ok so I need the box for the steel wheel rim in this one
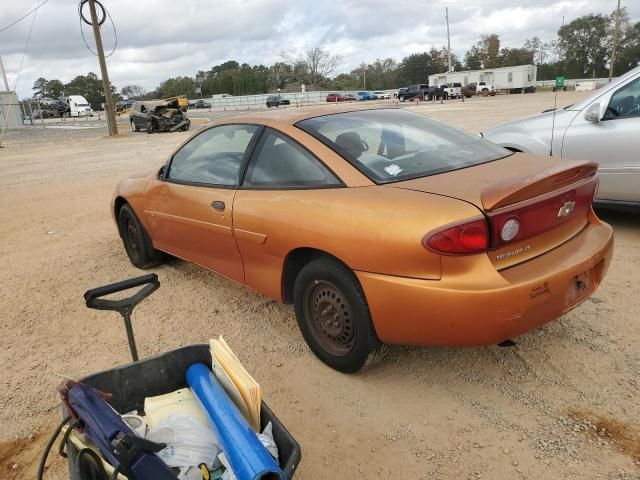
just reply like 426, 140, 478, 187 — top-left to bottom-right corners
304, 280, 355, 356
124, 217, 140, 261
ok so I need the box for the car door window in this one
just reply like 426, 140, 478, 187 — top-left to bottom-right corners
604, 77, 640, 120
243, 130, 341, 188
168, 124, 259, 186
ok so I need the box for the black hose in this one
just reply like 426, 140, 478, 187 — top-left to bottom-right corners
37, 416, 71, 480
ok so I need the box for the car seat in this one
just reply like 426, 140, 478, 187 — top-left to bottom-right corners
335, 132, 367, 159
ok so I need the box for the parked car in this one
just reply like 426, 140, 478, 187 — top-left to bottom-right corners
357, 91, 376, 101
116, 99, 135, 113
482, 65, 640, 207
266, 95, 291, 108
373, 91, 391, 100
397, 84, 429, 102
113, 106, 612, 372
193, 99, 212, 109
129, 99, 190, 133
326, 93, 347, 102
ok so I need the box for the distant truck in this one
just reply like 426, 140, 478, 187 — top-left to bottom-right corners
471, 81, 496, 96
443, 82, 462, 99
62, 95, 94, 117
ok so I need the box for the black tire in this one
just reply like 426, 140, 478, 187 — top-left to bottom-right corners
182, 123, 190, 131
117, 204, 164, 269
293, 257, 387, 373
399, 95, 405, 102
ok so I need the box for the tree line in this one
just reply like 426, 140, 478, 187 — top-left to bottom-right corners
32, 8, 639, 106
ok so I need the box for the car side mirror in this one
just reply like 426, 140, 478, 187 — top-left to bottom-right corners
584, 103, 601, 122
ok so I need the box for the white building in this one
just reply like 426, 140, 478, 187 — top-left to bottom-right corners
0, 91, 22, 128
429, 65, 537, 93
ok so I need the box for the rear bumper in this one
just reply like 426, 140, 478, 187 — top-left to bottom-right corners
357, 220, 613, 346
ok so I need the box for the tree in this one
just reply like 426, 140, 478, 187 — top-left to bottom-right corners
467, 34, 501, 69
282, 47, 342, 91
155, 76, 196, 98
499, 47, 534, 67
64, 72, 116, 110
557, 14, 611, 78
121, 85, 145, 99
615, 21, 640, 73
46, 79, 64, 98
32, 77, 48, 97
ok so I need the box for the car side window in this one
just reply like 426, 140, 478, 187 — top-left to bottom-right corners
243, 129, 341, 188
168, 124, 259, 186
604, 77, 640, 120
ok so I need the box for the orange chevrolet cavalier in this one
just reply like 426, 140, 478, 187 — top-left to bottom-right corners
113, 106, 613, 372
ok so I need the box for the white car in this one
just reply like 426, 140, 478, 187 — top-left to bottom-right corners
482, 66, 640, 207
373, 91, 391, 100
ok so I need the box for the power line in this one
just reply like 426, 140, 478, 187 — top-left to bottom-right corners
1, 0, 41, 146
0, 0, 49, 35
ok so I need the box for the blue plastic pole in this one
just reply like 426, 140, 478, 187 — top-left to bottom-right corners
186, 363, 285, 480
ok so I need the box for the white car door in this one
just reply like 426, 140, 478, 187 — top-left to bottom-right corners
562, 75, 640, 203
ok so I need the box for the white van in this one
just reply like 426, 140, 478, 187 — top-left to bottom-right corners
65, 95, 94, 117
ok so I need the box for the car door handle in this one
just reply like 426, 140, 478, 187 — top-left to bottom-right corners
211, 200, 225, 211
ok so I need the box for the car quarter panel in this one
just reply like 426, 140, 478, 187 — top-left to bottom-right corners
232, 186, 482, 301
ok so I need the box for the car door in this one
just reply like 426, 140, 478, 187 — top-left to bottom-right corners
144, 124, 262, 283
232, 128, 344, 299
562, 75, 640, 202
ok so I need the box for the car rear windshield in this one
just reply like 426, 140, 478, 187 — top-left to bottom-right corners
297, 109, 510, 183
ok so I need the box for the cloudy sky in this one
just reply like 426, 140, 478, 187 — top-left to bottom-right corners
1, 0, 637, 98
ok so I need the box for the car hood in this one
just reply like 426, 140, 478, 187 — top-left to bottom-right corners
386, 152, 596, 210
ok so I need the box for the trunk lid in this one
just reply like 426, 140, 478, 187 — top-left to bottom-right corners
388, 153, 599, 269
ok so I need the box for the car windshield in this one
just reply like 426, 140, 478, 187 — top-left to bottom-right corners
297, 109, 511, 183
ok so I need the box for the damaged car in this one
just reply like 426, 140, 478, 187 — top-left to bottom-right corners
129, 99, 191, 133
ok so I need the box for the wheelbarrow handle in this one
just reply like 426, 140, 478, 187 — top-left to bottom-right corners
84, 274, 160, 316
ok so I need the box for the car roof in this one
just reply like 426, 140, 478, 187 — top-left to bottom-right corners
210, 104, 397, 128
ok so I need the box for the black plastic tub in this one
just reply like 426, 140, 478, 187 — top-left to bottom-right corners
65, 344, 301, 479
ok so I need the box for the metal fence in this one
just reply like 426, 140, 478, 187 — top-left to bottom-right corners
535, 77, 611, 89
206, 89, 398, 110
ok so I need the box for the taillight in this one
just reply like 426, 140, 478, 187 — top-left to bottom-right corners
488, 177, 597, 248
423, 218, 489, 255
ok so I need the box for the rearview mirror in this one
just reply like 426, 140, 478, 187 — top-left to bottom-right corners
584, 103, 601, 122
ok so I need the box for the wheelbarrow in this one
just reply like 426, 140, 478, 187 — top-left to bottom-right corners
38, 273, 301, 479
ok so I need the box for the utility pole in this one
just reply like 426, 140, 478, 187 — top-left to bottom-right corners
87, 0, 117, 135
445, 7, 452, 72
363, 69, 366, 90
609, 0, 622, 82
0, 55, 9, 91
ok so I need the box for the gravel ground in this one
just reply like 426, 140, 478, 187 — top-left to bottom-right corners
0, 91, 639, 480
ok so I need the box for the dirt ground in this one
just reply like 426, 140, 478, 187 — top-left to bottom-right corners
1, 91, 639, 480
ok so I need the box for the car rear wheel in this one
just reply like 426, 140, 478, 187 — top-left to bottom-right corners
118, 204, 165, 269
293, 258, 387, 373
399, 95, 405, 102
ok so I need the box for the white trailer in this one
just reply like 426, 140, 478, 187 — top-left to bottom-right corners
429, 65, 537, 93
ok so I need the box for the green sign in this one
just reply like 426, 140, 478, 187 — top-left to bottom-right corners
555, 76, 565, 88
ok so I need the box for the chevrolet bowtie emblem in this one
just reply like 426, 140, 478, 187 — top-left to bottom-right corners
557, 200, 576, 218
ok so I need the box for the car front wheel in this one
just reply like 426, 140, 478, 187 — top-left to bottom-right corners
399, 95, 405, 102
130, 120, 138, 132
293, 257, 387, 373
